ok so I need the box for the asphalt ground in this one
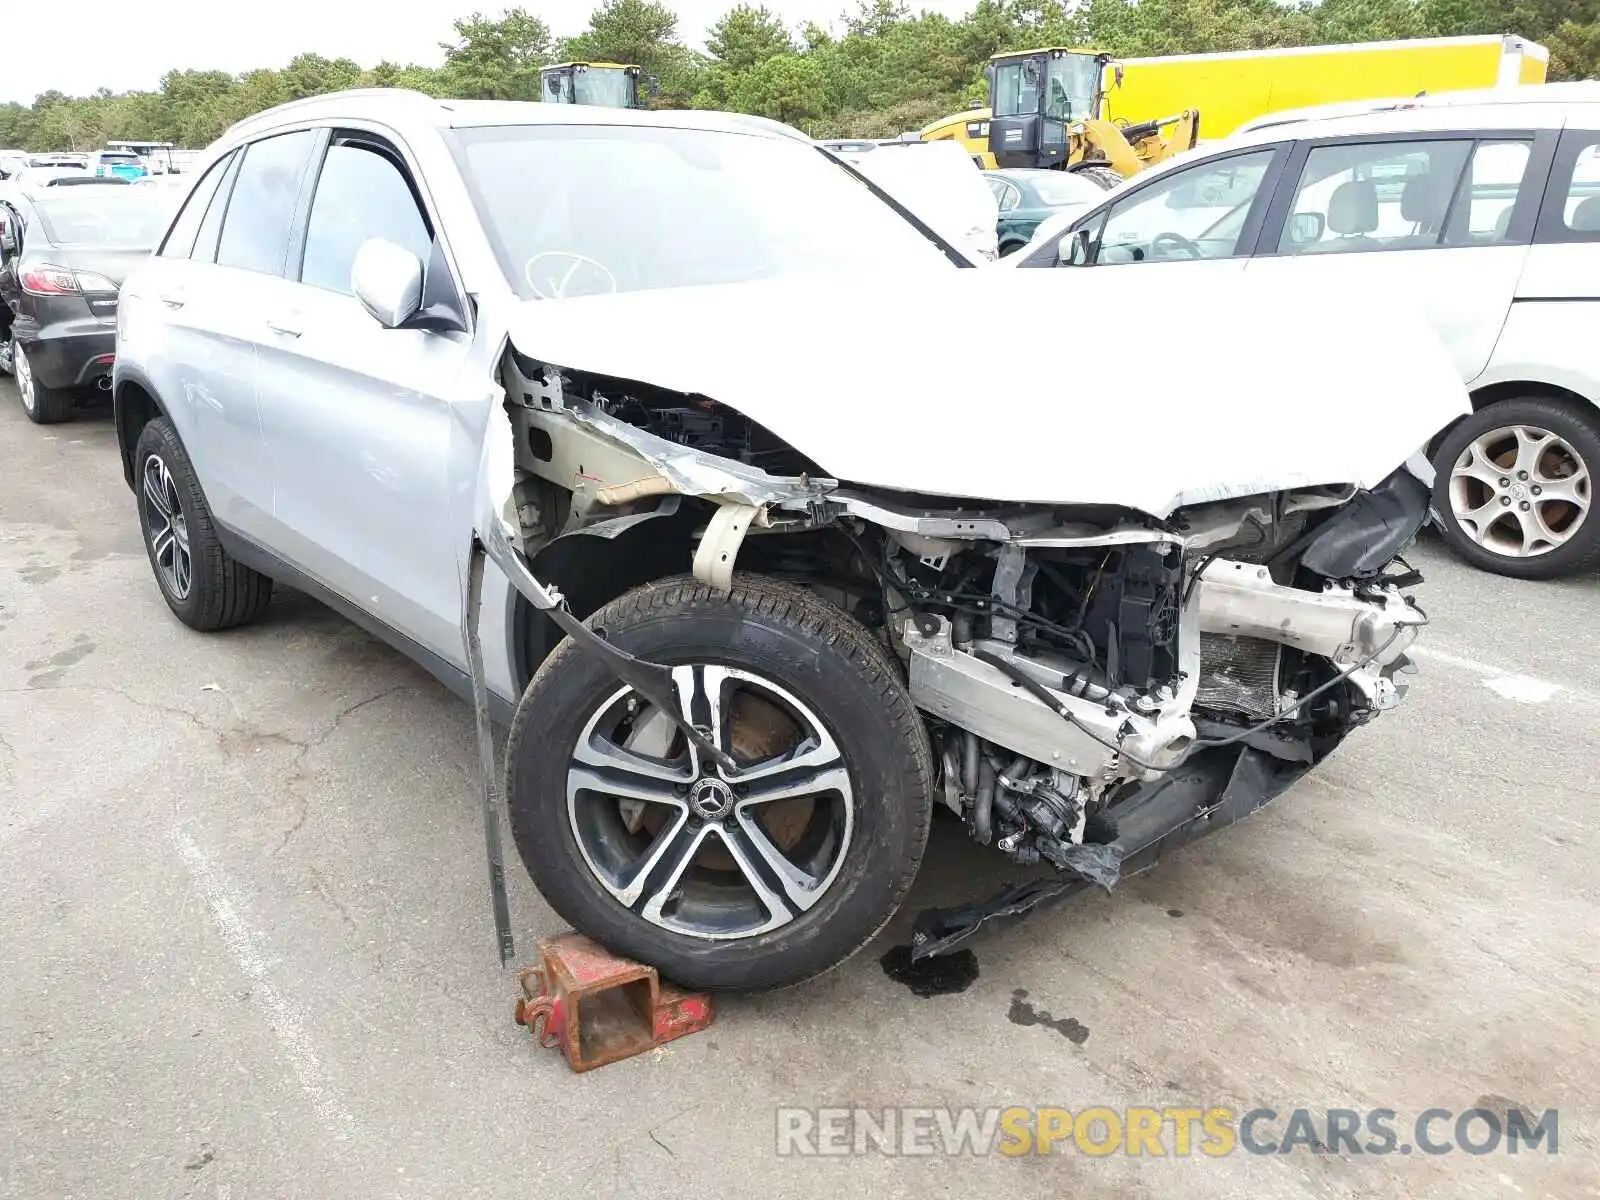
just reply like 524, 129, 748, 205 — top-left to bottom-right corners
2, 382, 1595, 1199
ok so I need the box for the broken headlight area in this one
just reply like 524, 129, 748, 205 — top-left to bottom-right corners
827, 485, 1426, 896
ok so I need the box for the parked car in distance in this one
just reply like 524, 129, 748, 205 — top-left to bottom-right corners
0, 187, 169, 422
0, 151, 27, 180
113, 90, 1455, 991
1013, 91, 1600, 579
26, 153, 88, 171
983, 168, 1107, 255
88, 149, 148, 180
14, 167, 133, 192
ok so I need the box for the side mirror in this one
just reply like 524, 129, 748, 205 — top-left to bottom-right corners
351, 238, 423, 329
1112, 63, 1126, 89
1287, 211, 1325, 245
1058, 227, 1093, 267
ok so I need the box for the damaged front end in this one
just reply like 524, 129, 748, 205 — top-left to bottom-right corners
469, 344, 1434, 963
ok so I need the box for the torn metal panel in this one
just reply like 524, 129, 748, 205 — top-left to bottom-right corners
1196, 558, 1425, 667
517, 390, 832, 512
692, 502, 761, 592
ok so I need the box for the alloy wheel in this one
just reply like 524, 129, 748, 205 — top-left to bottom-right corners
1448, 424, 1591, 559
566, 664, 854, 940
13, 341, 34, 414
142, 453, 193, 599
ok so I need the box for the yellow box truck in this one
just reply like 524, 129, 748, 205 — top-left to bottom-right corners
924, 35, 1549, 167
1106, 34, 1549, 140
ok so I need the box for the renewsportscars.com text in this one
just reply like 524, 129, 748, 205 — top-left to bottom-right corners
775, 1105, 1559, 1158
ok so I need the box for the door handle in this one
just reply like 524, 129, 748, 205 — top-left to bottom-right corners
158, 292, 185, 310
266, 313, 303, 337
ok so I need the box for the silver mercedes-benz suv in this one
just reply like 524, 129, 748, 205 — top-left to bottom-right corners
114, 90, 1461, 989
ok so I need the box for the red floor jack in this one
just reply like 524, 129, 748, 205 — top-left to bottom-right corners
514, 933, 716, 1072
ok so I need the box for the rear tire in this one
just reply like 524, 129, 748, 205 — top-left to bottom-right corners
1432, 397, 1600, 580
13, 338, 75, 424
134, 417, 274, 629
505, 574, 934, 990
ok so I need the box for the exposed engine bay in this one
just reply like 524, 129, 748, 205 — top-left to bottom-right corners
483, 350, 1434, 955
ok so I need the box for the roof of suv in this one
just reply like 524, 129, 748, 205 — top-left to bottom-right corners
1228, 81, 1600, 142
224, 88, 811, 146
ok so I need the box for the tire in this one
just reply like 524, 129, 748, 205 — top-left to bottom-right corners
505, 574, 935, 990
1432, 397, 1600, 580
13, 338, 75, 424
998, 240, 1025, 258
134, 417, 274, 629
1068, 163, 1124, 191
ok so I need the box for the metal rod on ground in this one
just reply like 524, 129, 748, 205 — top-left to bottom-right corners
465, 540, 515, 966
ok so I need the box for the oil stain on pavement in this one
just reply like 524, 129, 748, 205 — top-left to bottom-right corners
879, 945, 979, 997
1007, 988, 1089, 1044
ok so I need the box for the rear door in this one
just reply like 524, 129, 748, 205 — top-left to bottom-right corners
1243, 129, 1555, 383
121, 132, 322, 539
250, 128, 475, 664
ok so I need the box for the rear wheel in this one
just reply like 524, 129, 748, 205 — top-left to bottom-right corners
13, 338, 75, 424
134, 417, 274, 629
506, 575, 934, 990
1433, 397, 1600, 580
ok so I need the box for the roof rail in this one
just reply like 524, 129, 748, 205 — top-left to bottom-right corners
224, 87, 437, 137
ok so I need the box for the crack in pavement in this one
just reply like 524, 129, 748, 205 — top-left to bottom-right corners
8, 680, 421, 858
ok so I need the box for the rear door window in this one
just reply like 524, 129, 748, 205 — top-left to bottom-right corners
158, 150, 236, 259
1536, 131, 1600, 243
215, 130, 319, 276
1443, 140, 1534, 245
192, 151, 244, 264
1275, 139, 1473, 256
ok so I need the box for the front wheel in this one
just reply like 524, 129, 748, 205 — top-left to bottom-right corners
505, 575, 934, 990
1432, 397, 1600, 579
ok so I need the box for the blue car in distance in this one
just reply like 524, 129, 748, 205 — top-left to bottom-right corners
89, 150, 147, 181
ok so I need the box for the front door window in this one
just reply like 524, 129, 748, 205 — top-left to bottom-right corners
1093, 149, 1277, 264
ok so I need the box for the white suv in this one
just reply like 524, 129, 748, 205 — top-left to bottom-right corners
1016, 89, 1600, 579
111, 90, 1458, 988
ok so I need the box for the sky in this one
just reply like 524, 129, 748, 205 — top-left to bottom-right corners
6, 0, 980, 103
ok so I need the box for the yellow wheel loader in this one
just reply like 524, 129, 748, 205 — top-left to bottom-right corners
985, 49, 1199, 187
539, 62, 657, 109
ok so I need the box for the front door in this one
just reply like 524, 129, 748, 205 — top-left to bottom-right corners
251, 132, 475, 665
1052, 144, 1288, 288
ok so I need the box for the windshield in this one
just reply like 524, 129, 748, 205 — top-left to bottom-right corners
573, 67, 634, 108
1045, 54, 1100, 122
449, 123, 957, 298
992, 59, 1041, 119
1026, 171, 1108, 206
35, 194, 169, 247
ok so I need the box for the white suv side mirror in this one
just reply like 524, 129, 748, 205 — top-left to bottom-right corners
351, 238, 423, 329
1058, 227, 1093, 266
